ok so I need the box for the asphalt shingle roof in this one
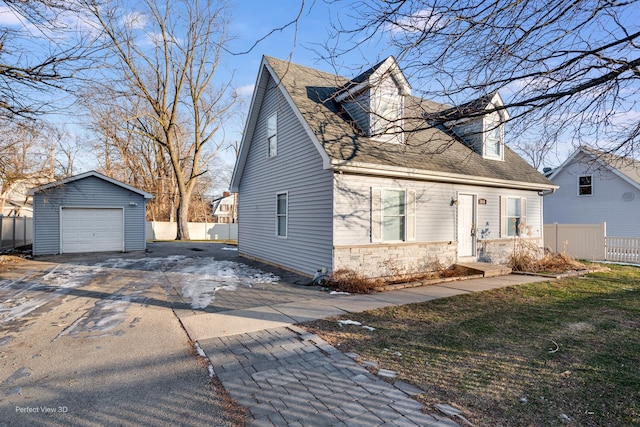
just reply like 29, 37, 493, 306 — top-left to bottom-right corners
265, 56, 554, 188
581, 147, 640, 186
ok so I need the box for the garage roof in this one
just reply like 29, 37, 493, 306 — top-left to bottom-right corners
28, 170, 154, 199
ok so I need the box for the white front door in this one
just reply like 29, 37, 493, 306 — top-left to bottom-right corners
457, 194, 476, 258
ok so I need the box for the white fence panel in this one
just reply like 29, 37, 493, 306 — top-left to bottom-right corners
146, 221, 237, 241
544, 223, 606, 260
606, 237, 640, 263
0, 216, 33, 250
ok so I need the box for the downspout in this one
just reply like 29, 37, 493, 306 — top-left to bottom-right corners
538, 188, 557, 252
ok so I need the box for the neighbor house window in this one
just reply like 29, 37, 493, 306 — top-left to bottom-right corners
578, 175, 592, 195
267, 113, 277, 157
276, 192, 287, 237
501, 196, 527, 237
382, 189, 406, 241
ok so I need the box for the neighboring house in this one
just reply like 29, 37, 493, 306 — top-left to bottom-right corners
1, 176, 51, 217
230, 56, 556, 277
211, 192, 237, 224
545, 147, 640, 237
29, 170, 153, 255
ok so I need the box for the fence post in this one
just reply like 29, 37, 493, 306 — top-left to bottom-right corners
603, 222, 608, 261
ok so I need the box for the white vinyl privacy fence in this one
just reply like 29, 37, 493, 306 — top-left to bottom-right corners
146, 221, 238, 241
1, 216, 32, 250
544, 222, 640, 263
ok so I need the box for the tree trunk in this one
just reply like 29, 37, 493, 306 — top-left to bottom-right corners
175, 194, 191, 240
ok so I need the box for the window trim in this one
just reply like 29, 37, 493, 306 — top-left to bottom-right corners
275, 192, 288, 238
578, 175, 593, 196
500, 196, 527, 238
267, 112, 277, 158
371, 188, 416, 243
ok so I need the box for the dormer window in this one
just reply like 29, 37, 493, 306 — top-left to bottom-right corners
483, 114, 503, 160
371, 82, 404, 144
437, 92, 509, 160
335, 56, 410, 145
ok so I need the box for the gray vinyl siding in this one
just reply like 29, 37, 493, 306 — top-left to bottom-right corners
544, 157, 640, 237
32, 176, 147, 255
334, 173, 543, 246
237, 75, 334, 276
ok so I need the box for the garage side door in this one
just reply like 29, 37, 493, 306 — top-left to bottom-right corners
61, 208, 124, 253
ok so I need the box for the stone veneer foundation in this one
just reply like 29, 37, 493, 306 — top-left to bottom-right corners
477, 237, 544, 265
333, 241, 457, 278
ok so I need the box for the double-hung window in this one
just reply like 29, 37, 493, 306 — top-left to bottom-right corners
382, 190, 406, 241
371, 188, 415, 243
276, 192, 287, 237
501, 196, 527, 237
483, 116, 503, 160
578, 175, 592, 196
267, 113, 277, 158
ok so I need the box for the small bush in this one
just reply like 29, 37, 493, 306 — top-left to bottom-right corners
508, 235, 543, 272
508, 238, 587, 273
535, 251, 587, 273
325, 269, 384, 294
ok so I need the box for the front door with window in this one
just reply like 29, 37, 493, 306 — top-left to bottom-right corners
457, 194, 476, 258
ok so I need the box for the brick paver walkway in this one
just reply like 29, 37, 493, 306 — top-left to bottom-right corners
199, 326, 459, 427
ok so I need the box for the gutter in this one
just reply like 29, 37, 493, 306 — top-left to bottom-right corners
332, 161, 559, 192
538, 188, 557, 196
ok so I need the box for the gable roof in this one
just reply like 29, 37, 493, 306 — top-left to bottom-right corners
433, 91, 510, 123
28, 170, 154, 199
232, 56, 555, 192
548, 147, 640, 191
335, 56, 411, 102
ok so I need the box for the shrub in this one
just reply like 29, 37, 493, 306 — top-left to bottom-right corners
325, 269, 384, 294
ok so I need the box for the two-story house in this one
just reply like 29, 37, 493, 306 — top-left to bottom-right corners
230, 56, 556, 277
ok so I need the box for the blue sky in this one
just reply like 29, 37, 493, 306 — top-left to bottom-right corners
1, 1, 638, 176
209, 0, 391, 165
0, 0, 380, 171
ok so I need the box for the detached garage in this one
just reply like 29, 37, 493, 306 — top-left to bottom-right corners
29, 171, 153, 255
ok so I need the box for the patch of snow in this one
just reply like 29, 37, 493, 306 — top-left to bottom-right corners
94, 255, 187, 270
338, 319, 362, 326
362, 325, 376, 331
194, 342, 215, 378
182, 281, 237, 309
60, 291, 147, 338
329, 291, 350, 295
174, 260, 279, 309
1, 265, 98, 324
221, 247, 238, 251
195, 342, 207, 358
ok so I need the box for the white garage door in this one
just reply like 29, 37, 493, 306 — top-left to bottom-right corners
61, 208, 124, 253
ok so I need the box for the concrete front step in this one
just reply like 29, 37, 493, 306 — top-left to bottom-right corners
455, 262, 512, 278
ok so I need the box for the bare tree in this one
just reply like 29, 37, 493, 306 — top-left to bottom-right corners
324, 0, 640, 164
81, 0, 236, 239
0, 120, 76, 213
0, 0, 96, 119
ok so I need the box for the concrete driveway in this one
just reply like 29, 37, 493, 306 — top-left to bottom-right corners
0, 242, 316, 426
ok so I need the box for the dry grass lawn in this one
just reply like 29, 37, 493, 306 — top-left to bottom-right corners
303, 265, 640, 426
